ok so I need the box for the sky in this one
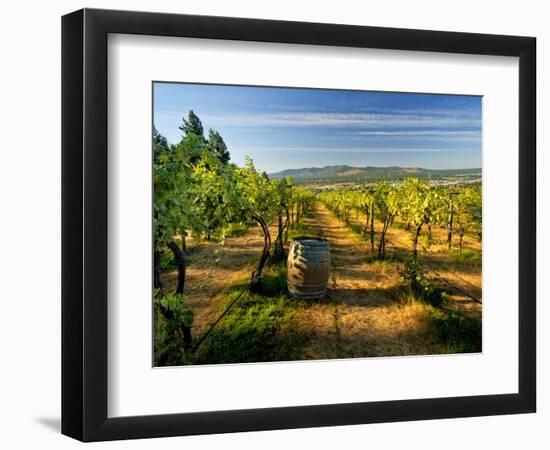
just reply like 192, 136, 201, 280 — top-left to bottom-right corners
153, 82, 482, 174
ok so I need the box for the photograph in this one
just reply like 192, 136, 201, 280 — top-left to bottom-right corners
152, 82, 483, 367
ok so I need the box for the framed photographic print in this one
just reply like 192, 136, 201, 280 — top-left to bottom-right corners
62, 8, 536, 441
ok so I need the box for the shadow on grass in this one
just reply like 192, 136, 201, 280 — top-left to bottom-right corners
424, 307, 482, 353
191, 275, 480, 365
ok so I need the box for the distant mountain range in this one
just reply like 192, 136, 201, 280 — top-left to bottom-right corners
268, 165, 481, 182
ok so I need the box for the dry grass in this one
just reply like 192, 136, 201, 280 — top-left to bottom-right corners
161, 221, 282, 338
332, 205, 482, 312
160, 202, 482, 364
263, 204, 481, 360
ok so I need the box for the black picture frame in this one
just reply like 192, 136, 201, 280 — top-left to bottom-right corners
62, 8, 536, 442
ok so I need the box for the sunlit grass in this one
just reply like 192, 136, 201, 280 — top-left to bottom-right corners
159, 201, 482, 366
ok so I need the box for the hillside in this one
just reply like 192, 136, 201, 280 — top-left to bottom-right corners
268, 165, 481, 182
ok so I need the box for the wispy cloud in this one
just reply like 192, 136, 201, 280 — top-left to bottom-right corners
242, 147, 477, 154
353, 130, 481, 142
154, 83, 482, 172
200, 111, 481, 129
356, 130, 480, 136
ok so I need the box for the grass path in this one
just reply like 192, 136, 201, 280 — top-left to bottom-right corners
322, 204, 482, 316
303, 204, 401, 307
284, 204, 451, 359
161, 202, 482, 362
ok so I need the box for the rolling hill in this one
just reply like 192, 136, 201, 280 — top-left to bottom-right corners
268, 165, 481, 182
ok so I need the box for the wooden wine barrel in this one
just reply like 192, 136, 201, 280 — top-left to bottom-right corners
287, 237, 330, 299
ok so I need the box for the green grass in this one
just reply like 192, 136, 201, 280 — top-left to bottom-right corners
257, 265, 289, 296
194, 289, 310, 364
193, 263, 312, 364
450, 248, 482, 262
423, 307, 481, 353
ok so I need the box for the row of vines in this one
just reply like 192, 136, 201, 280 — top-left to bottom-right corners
318, 180, 482, 306
153, 111, 314, 364
319, 179, 482, 259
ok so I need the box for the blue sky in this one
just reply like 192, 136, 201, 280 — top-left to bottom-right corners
153, 82, 482, 174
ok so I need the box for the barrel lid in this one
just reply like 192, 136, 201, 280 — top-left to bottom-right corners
292, 236, 328, 245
